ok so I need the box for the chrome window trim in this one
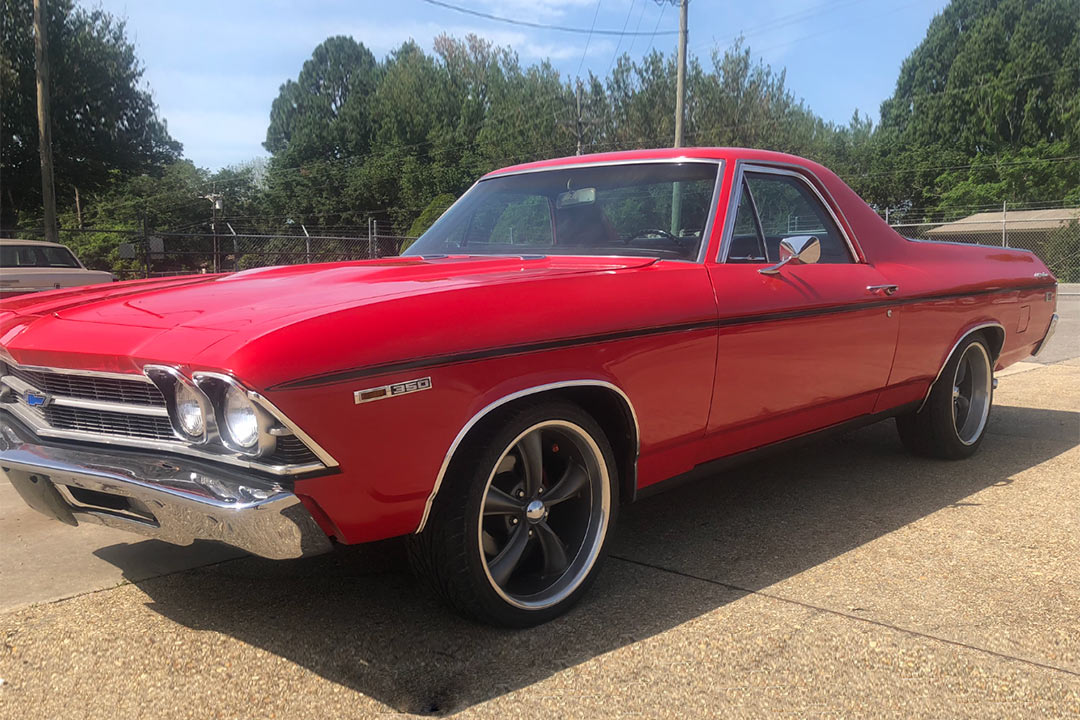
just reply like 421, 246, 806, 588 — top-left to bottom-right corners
917, 321, 1006, 413
433, 158, 726, 265
414, 379, 640, 534
482, 156, 723, 179
717, 161, 862, 264
695, 162, 726, 263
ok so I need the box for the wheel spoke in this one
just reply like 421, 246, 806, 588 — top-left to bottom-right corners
543, 462, 588, 505
484, 485, 524, 516
535, 521, 569, 576
488, 525, 531, 586
956, 356, 968, 384
955, 395, 971, 425
518, 430, 544, 496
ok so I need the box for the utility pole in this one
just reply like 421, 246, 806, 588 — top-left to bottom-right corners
673, 0, 688, 148
203, 189, 223, 273
33, 0, 59, 243
575, 81, 584, 155
669, 0, 688, 234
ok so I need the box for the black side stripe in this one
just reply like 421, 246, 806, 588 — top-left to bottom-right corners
271, 282, 1054, 391
272, 320, 717, 390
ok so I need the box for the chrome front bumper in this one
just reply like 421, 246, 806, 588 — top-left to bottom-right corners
0, 413, 332, 559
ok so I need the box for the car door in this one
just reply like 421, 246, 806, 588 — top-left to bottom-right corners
703, 165, 899, 457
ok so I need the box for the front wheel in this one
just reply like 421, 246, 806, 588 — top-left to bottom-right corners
408, 400, 617, 627
896, 334, 994, 459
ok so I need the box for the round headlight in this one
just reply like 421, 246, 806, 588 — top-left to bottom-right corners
223, 385, 259, 448
174, 382, 205, 437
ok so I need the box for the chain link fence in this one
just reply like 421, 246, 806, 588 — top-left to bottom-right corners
889, 211, 1080, 282
5, 205, 1079, 282
1, 227, 414, 281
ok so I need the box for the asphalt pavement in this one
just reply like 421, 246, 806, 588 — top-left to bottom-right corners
0, 296, 1077, 718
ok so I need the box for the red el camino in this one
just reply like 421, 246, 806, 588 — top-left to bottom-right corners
0, 148, 1059, 626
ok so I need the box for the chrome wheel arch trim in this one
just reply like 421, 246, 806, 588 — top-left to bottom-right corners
414, 379, 640, 534
917, 321, 1005, 413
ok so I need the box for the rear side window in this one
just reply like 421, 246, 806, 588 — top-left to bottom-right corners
41, 246, 81, 267
734, 172, 852, 263
0, 245, 81, 268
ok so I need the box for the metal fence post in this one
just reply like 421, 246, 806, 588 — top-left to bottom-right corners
1002, 201, 1007, 248
142, 215, 150, 279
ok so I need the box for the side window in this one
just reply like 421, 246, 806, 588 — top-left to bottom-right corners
743, 172, 852, 263
41, 246, 81, 268
727, 182, 766, 262
0, 245, 42, 267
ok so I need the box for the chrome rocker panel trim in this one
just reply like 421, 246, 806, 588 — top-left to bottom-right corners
0, 413, 332, 560
414, 379, 640, 534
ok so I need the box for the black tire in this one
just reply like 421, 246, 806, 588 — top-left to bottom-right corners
896, 334, 994, 460
407, 400, 618, 627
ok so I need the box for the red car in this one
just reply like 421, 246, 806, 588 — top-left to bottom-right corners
0, 148, 1059, 626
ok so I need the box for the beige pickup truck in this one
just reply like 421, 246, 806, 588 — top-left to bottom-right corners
0, 239, 114, 298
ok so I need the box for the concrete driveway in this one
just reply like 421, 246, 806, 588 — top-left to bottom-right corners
1, 301, 1077, 718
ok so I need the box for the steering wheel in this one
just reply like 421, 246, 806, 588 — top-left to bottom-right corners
625, 228, 677, 244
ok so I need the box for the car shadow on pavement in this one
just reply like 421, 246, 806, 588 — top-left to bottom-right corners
99, 405, 1079, 716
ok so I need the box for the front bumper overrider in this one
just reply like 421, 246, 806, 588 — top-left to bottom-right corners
0, 412, 332, 559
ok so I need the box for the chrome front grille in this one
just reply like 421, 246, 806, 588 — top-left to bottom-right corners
5, 363, 165, 407
0, 360, 331, 474
0, 361, 178, 444
43, 404, 176, 440
265, 435, 319, 466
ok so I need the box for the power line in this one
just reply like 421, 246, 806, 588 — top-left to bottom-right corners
691, 0, 865, 54
606, 0, 638, 74
576, 0, 603, 80
418, 0, 677, 36
644, 1, 667, 56
623, 0, 650, 58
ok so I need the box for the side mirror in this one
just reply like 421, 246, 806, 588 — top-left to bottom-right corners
759, 235, 821, 275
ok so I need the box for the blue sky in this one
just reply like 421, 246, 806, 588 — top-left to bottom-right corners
88, 0, 949, 170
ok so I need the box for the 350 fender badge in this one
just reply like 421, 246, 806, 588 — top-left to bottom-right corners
354, 377, 432, 404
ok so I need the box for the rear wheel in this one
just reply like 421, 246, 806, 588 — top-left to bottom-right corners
896, 334, 994, 459
408, 400, 617, 627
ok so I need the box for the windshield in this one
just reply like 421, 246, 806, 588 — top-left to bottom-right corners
403, 161, 720, 261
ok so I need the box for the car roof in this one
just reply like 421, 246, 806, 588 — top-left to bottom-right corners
482, 146, 812, 179
0, 238, 70, 248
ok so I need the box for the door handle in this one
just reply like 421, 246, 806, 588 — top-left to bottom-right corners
867, 284, 899, 296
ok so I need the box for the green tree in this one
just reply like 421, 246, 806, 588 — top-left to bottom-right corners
879, 0, 1079, 154
0, 0, 181, 229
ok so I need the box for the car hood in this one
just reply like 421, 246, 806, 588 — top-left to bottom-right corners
0, 255, 659, 376
3, 256, 653, 330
